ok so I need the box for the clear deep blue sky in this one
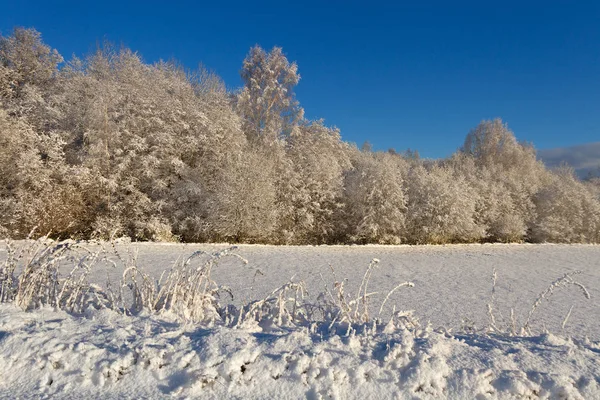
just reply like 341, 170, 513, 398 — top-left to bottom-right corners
1, 0, 598, 158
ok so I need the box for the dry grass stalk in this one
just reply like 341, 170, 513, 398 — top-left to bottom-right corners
522, 271, 590, 335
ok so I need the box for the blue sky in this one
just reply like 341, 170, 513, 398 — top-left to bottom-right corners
1, 0, 599, 158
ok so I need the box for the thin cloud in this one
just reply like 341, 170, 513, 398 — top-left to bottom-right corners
538, 142, 600, 178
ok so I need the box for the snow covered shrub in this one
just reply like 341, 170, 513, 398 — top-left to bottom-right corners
167, 92, 247, 241
90, 215, 125, 241
0, 27, 62, 120
231, 257, 416, 335
3, 28, 598, 246
463, 119, 536, 171
405, 165, 484, 244
316, 259, 414, 328
343, 151, 408, 244
51, 47, 249, 242
531, 167, 600, 243
2, 239, 249, 321
450, 155, 528, 242
0, 29, 92, 239
0, 27, 61, 88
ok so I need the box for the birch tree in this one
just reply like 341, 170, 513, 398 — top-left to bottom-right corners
236, 46, 303, 144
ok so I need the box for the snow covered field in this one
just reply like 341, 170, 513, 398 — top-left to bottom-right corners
1, 242, 599, 399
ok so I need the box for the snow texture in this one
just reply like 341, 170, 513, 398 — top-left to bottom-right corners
1, 243, 599, 399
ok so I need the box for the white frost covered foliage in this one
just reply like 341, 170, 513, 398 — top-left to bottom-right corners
532, 167, 600, 243
237, 46, 304, 144
279, 121, 351, 243
405, 165, 484, 244
202, 146, 280, 243
0, 27, 62, 104
53, 46, 245, 241
0, 110, 88, 238
344, 151, 408, 244
1, 28, 600, 245
457, 119, 548, 242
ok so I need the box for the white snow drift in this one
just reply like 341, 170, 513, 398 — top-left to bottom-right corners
0, 240, 599, 399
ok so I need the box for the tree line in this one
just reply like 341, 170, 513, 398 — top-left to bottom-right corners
1, 27, 599, 244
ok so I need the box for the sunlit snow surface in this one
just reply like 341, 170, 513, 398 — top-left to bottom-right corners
1, 243, 599, 399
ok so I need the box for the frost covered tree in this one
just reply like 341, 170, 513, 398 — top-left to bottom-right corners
277, 120, 351, 243
0, 27, 62, 100
53, 46, 246, 240
53, 48, 174, 239
196, 144, 279, 243
531, 167, 600, 243
2, 26, 600, 245
0, 110, 88, 238
588, 177, 600, 199
0, 27, 63, 135
342, 151, 408, 244
166, 67, 248, 242
0, 28, 90, 239
458, 119, 548, 241
449, 152, 528, 242
405, 164, 485, 244
236, 46, 303, 144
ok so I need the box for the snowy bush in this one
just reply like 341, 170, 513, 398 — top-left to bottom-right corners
343, 151, 408, 244
531, 167, 600, 243
0, 110, 89, 238
455, 120, 548, 242
405, 165, 485, 244
116, 247, 247, 323
0, 239, 419, 331
277, 121, 350, 244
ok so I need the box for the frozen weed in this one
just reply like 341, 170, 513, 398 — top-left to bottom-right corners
236, 280, 309, 329
486, 268, 591, 336
5, 238, 591, 340
315, 259, 415, 336
1, 238, 108, 313
522, 270, 590, 335
113, 247, 247, 324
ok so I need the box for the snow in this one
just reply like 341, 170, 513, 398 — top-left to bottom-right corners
1, 242, 600, 398
94, 242, 600, 337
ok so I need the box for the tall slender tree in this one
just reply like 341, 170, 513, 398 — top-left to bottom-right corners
236, 46, 303, 144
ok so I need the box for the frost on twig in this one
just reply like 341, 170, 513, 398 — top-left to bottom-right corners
522, 271, 590, 335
